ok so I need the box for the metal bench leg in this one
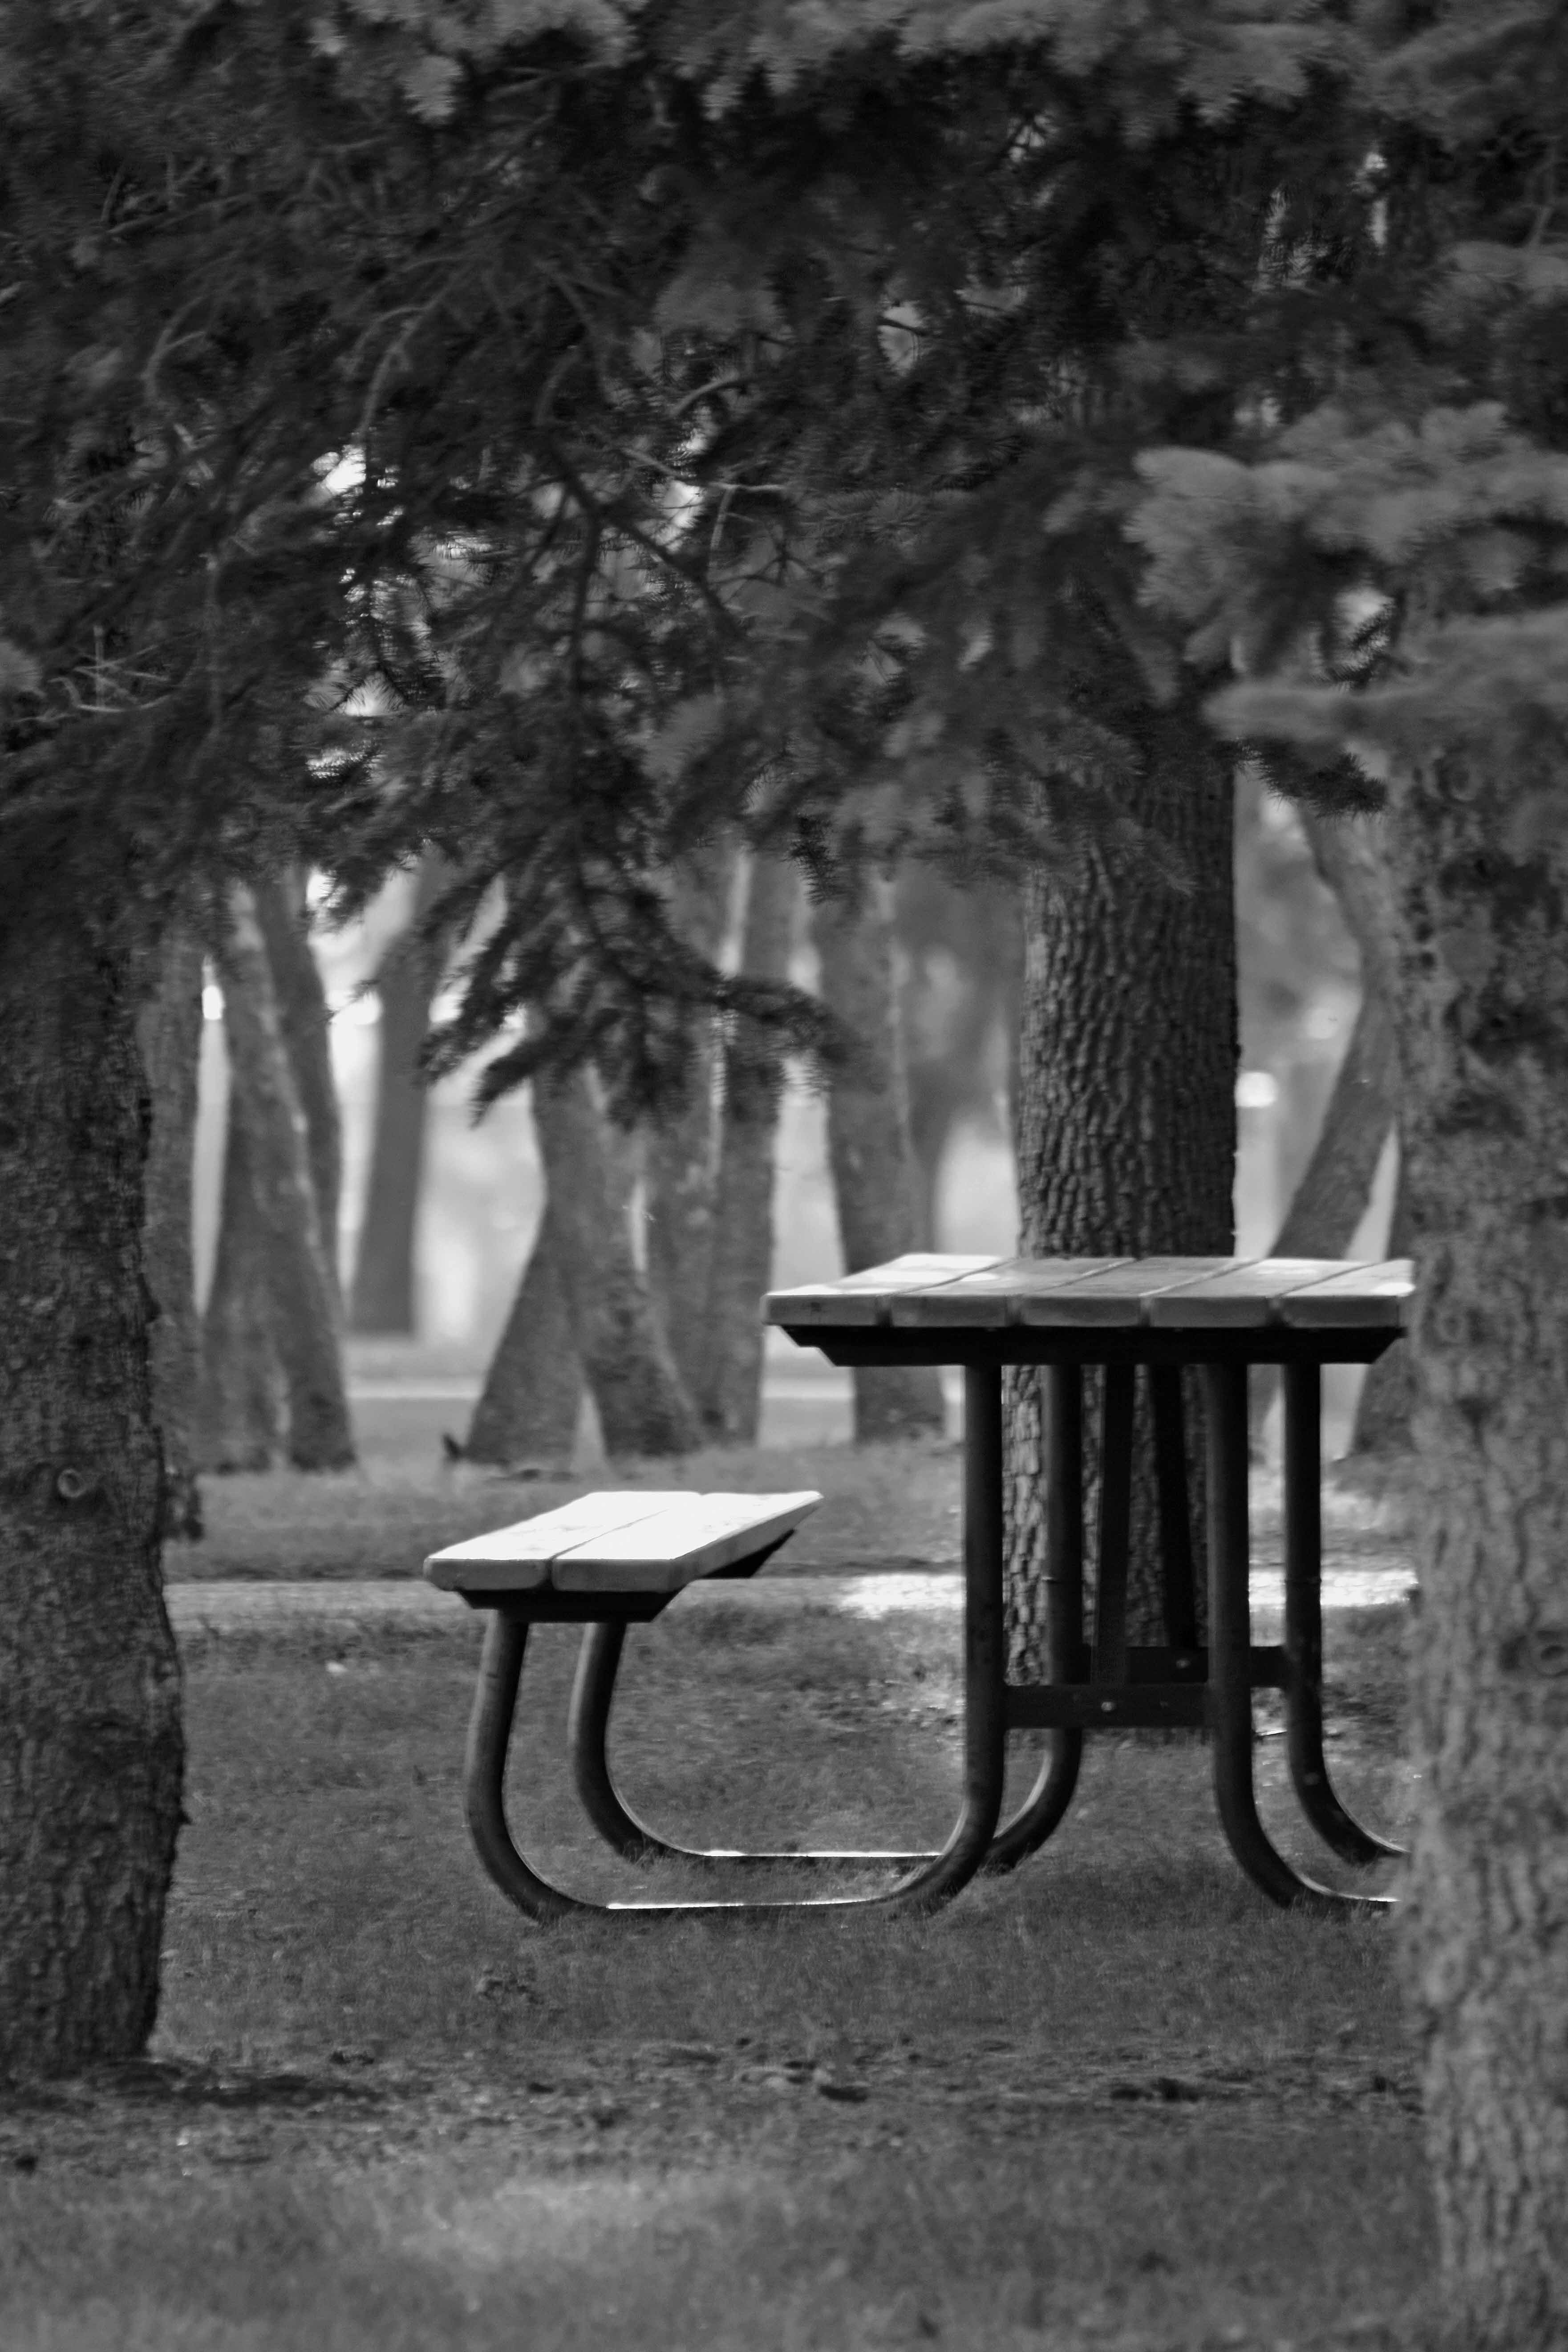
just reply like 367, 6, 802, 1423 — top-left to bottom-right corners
985, 1362, 1083, 1872
461, 1383, 1008, 1920
1202, 1362, 1394, 1915
1281, 1363, 1403, 1866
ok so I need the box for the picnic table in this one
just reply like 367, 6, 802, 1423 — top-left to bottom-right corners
766, 1251, 1414, 1913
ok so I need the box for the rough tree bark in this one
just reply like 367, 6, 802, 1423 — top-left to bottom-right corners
1008, 711, 1237, 1667
531, 1067, 700, 1457
217, 886, 354, 1472
813, 881, 947, 1442
136, 921, 205, 1539
349, 856, 446, 1336
698, 852, 796, 1442
645, 847, 734, 1398
1386, 750, 1568, 2345
252, 868, 341, 1297
463, 1203, 583, 1468
0, 915, 183, 2076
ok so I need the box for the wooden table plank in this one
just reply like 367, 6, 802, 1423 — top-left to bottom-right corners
766, 1253, 1001, 1327
1275, 1259, 1414, 1328
423, 1492, 697, 1592
885, 1256, 1131, 1327
1018, 1257, 1255, 1326
552, 1492, 823, 1593
1144, 1258, 1376, 1328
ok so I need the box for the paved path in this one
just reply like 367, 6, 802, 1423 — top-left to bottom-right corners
167, 1565, 1415, 1640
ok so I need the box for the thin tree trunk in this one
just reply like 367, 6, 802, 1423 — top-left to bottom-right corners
349, 856, 446, 1336
1349, 1146, 1413, 1457
1008, 709, 1237, 1667
699, 852, 796, 1442
253, 868, 341, 1297
644, 847, 735, 1398
531, 1066, 700, 1457
813, 881, 947, 1442
218, 886, 354, 1472
0, 916, 183, 2076
1387, 749, 1568, 2344
463, 1204, 583, 1468
136, 921, 205, 1539
199, 1095, 283, 1472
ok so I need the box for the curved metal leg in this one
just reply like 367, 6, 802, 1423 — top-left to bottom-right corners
986, 1362, 1085, 1872
1202, 1363, 1394, 1915
1282, 1363, 1403, 1865
462, 1369, 1008, 1921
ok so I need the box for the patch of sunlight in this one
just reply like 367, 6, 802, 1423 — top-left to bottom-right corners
384, 2164, 768, 2275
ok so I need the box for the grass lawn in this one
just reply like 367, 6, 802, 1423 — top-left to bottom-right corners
2, 1443, 1434, 2352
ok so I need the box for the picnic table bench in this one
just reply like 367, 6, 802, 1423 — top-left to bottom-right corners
427, 1253, 1414, 1925
426, 1488, 1005, 1921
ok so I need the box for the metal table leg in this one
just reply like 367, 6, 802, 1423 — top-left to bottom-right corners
460, 1364, 1008, 1921
1202, 1361, 1393, 1914
1281, 1363, 1403, 1866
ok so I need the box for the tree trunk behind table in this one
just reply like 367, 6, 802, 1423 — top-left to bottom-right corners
531, 1066, 700, 1457
645, 847, 734, 1400
349, 855, 446, 1338
252, 867, 342, 1299
199, 1095, 284, 1472
1008, 713, 1237, 1669
1386, 751, 1568, 2345
136, 921, 206, 1539
699, 853, 795, 1442
464, 1204, 583, 1468
0, 915, 183, 2076
218, 886, 355, 1472
813, 883, 947, 1443
1348, 1153, 1413, 1459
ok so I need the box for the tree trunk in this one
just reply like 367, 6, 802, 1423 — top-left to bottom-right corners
217, 887, 354, 1472
1008, 711, 1237, 1667
1386, 750, 1568, 2344
0, 917, 183, 2076
531, 1067, 700, 1457
699, 852, 795, 1442
645, 848, 735, 1397
349, 856, 446, 1337
463, 1204, 583, 1468
199, 1095, 284, 1472
252, 868, 341, 1297
136, 921, 205, 1540
813, 882, 947, 1442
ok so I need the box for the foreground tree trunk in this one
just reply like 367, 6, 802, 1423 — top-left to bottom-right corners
699, 853, 795, 1441
645, 848, 734, 1399
0, 918, 183, 2076
1008, 713, 1237, 1665
464, 1204, 583, 1468
814, 882, 947, 1442
1388, 752, 1568, 2344
349, 856, 446, 1337
218, 887, 354, 1472
136, 921, 205, 1539
531, 1067, 700, 1457
253, 868, 341, 1298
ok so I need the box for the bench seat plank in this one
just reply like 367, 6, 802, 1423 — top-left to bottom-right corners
424, 1492, 699, 1593
1144, 1258, 1376, 1328
424, 1490, 821, 1598
552, 1492, 823, 1593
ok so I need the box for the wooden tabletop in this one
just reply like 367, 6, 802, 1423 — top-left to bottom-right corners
766, 1254, 1414, 1333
